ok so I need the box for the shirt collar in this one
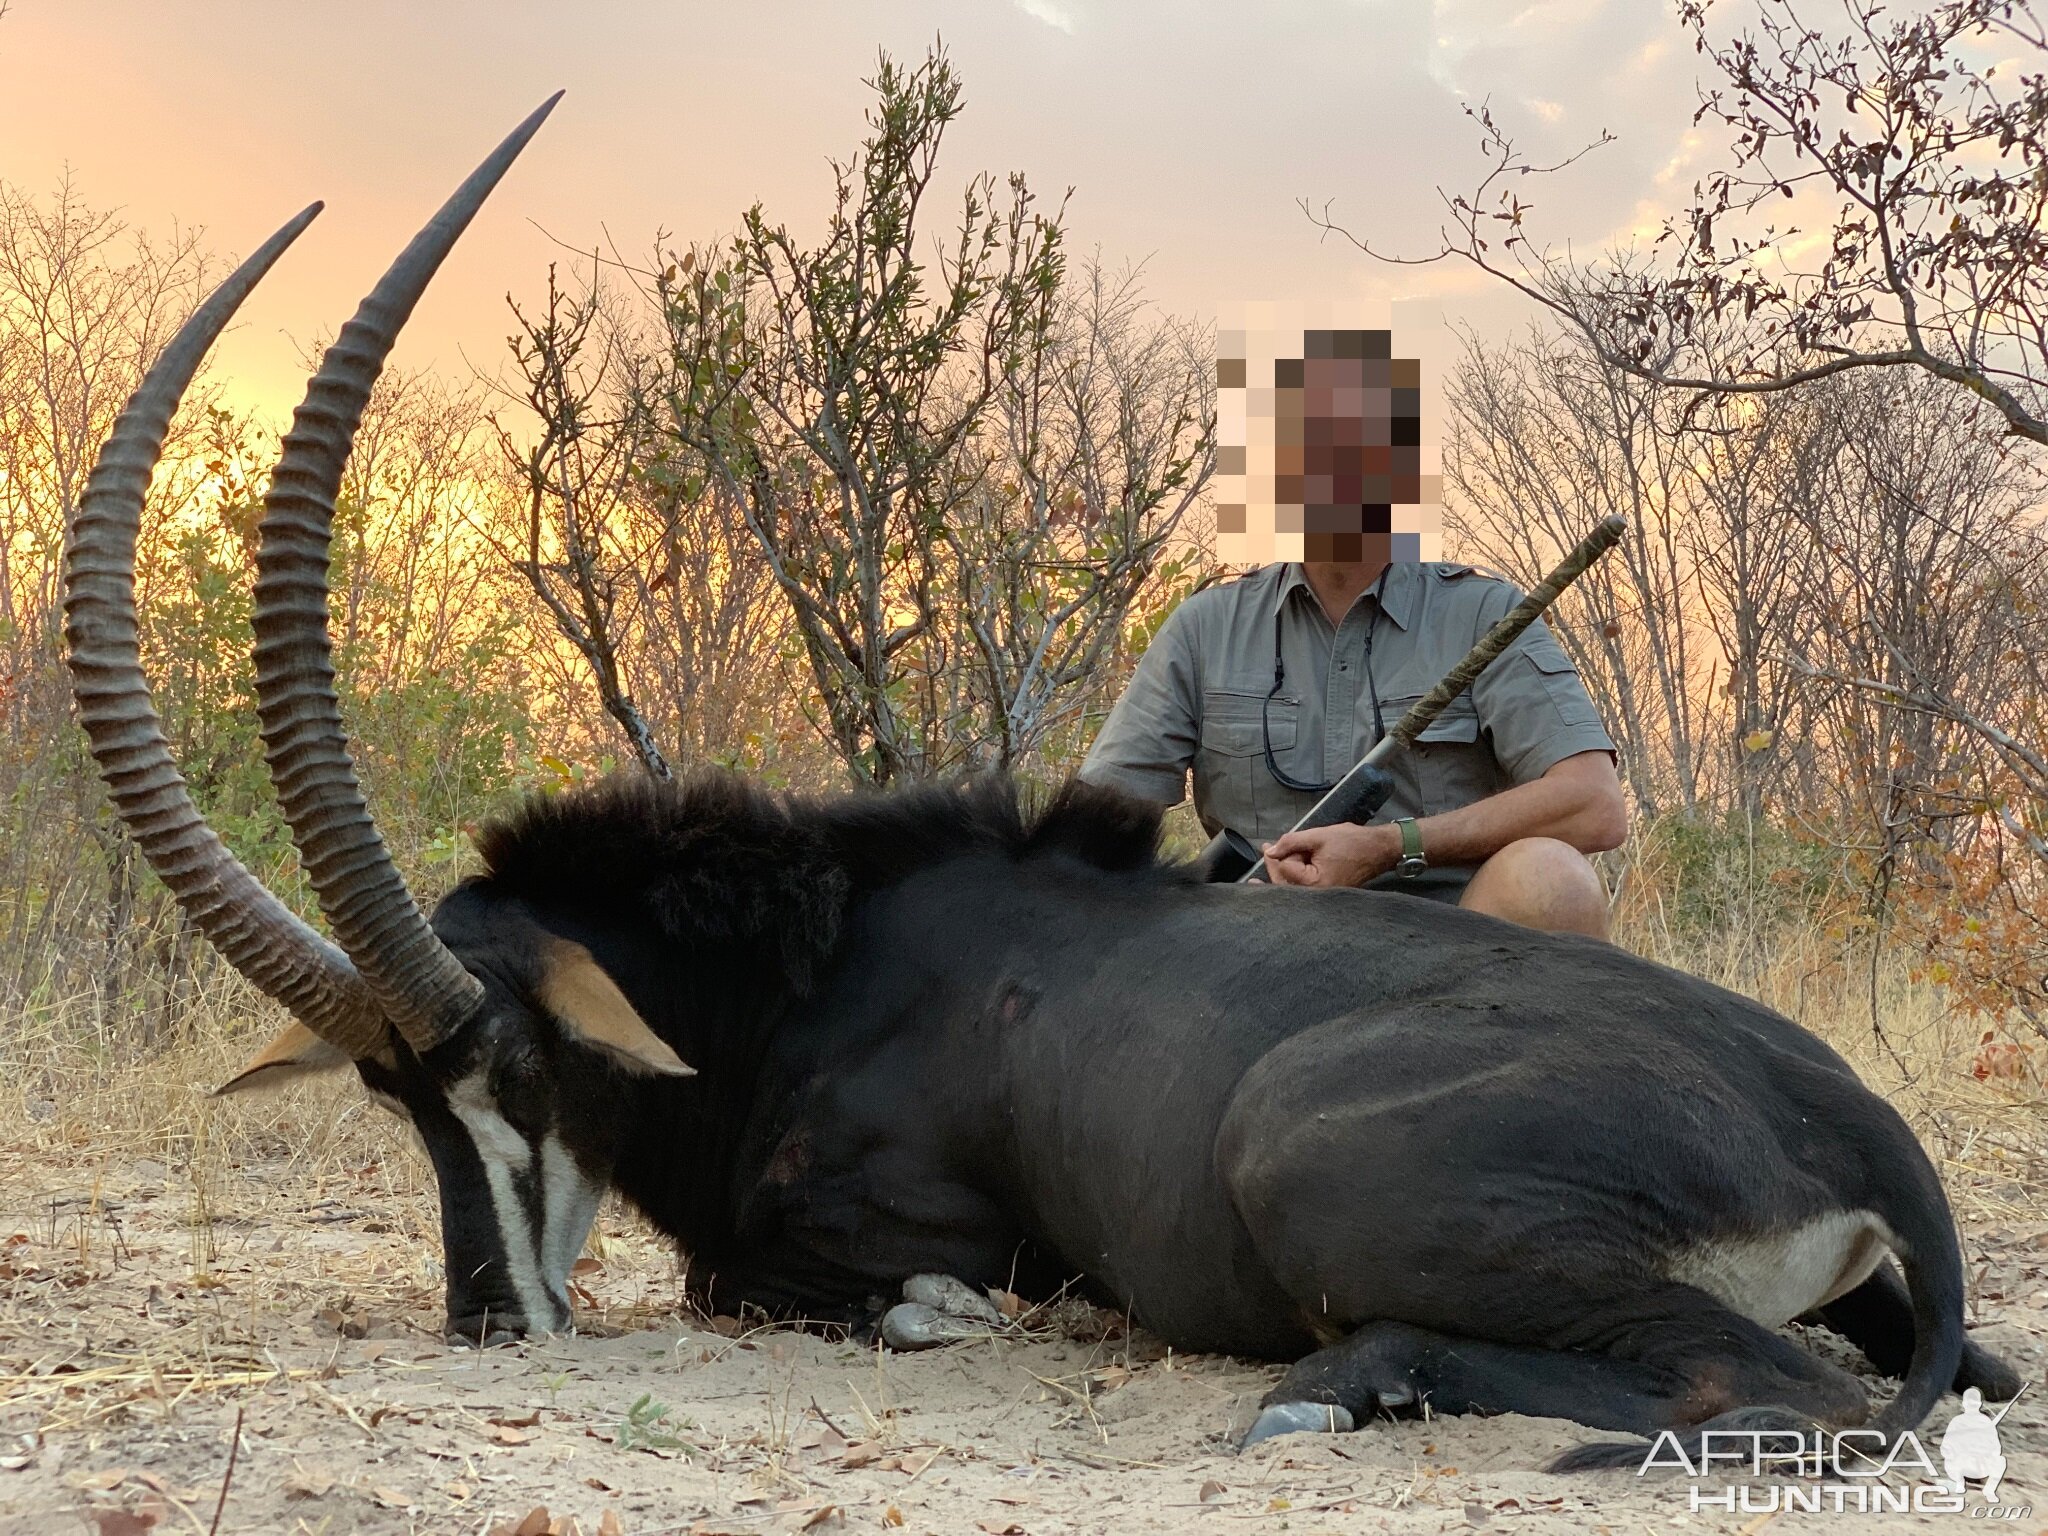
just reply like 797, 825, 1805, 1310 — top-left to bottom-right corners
1272, 560, 1416, 631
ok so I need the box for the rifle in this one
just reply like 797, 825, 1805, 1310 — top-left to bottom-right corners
1194, 515, 1629, 883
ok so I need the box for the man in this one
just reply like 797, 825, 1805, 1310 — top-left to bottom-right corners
1079, 328, 1626, 937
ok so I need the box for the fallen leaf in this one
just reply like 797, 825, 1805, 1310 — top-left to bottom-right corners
372, 1486, 413, 1510
584, 1475, 615, 1492
708, 1314, 743, 1337
798, 1508, 843, 1530
491, 1410, 543, 1428
839, 1440, 884, 1469
991, 1289, 1025, 1319
1198, 1479, 1227, 1502
491, 1424, 535, 1446
572, 1257, 603, 1276
975, 1522, 1023, 1535
882, 1510, 906, 1529
79, 1469, 129, 1491
90, 1511, 156, 1536
444, 1480, 474, 1500
283, 1469, 335, 1500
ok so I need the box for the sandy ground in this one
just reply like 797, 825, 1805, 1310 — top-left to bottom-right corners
1, 1145, 2044, 1536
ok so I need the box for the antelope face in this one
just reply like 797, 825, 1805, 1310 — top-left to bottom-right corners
226, 920, 690, 1343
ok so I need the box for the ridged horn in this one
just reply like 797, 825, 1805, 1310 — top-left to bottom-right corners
63, 204, 393, 1059
252, 94, 563, 1050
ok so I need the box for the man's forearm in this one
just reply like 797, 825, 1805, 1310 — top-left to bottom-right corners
1261, 752, 1626, 888
1409, 754, 1626, 868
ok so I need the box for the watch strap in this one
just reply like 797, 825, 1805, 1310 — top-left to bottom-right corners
1395, 817, 1423, 860
1393, 817, 1427, 878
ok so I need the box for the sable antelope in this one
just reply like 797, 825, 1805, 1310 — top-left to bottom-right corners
66, 101, 2017, 1470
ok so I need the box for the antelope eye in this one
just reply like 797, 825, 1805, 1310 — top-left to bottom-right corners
487, 1046, 549, 1129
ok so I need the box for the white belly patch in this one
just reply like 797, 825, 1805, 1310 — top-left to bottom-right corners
1666, 1211, 1896, 1328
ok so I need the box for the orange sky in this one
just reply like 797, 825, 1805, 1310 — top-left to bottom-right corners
1, 1, 1706, 425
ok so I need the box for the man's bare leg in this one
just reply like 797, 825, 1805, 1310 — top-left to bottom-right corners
1458, 836, 1610, 939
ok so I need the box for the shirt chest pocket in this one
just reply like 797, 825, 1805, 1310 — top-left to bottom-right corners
1193, 689, 1315, 841
1383, 695, 1495, 816
1198, 689, 1291, 758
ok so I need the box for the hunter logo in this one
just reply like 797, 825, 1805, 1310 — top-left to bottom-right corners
1939, 1387, 2011, 1503
1641, 1387, 2030, 1518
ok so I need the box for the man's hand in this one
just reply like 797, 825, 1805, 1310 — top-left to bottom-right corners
1262, 822, 1403, 887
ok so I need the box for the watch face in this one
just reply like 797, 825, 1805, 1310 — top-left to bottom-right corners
1397, 856, 1428, 879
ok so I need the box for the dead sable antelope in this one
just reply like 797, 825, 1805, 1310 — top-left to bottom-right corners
67, 101, 2019, 1471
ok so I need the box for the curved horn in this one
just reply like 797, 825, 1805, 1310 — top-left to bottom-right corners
252, 94, 564, 1049
63, 204, 393, 1058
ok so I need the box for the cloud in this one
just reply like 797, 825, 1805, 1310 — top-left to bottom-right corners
1013, 0, 1079, 33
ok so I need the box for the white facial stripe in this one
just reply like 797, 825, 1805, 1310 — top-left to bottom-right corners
446, 1072, 555, 1329
448, 1076, 533, 1172
539, 1135, 603, 1291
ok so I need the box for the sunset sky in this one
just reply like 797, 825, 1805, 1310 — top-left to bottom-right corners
1, 1, 1709, 423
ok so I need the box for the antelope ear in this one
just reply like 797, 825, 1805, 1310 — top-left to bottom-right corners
540, 938, 694, 1077
215, 1021, 354, 1096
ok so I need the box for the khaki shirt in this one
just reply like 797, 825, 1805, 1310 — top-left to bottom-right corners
1081, 561, 1616, 847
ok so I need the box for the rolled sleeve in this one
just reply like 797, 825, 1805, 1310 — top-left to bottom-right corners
1469, 592, 1617, 786
1080, 603, 1202, 804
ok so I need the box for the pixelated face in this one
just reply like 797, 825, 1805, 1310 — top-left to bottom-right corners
1215, 321, 1441, 567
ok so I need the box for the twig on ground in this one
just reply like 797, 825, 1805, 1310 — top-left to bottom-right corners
806, 1394, 849, 1440
206, 1406, 243, 1536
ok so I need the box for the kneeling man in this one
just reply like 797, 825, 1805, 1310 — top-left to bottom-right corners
1079, 328, 1626, 936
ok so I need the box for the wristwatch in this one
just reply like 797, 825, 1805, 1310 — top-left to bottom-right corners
1392, 817, 1428, 879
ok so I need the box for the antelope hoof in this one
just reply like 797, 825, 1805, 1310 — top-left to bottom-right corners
880, 1301, 995, 1350
1240, 1401, 1355, 1450
901, 1272, 1007, 1327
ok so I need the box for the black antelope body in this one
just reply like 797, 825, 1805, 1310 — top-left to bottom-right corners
66, 101, 2018, 1470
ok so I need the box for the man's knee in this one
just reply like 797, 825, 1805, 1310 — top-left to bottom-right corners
1459, 837, 1611, 939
